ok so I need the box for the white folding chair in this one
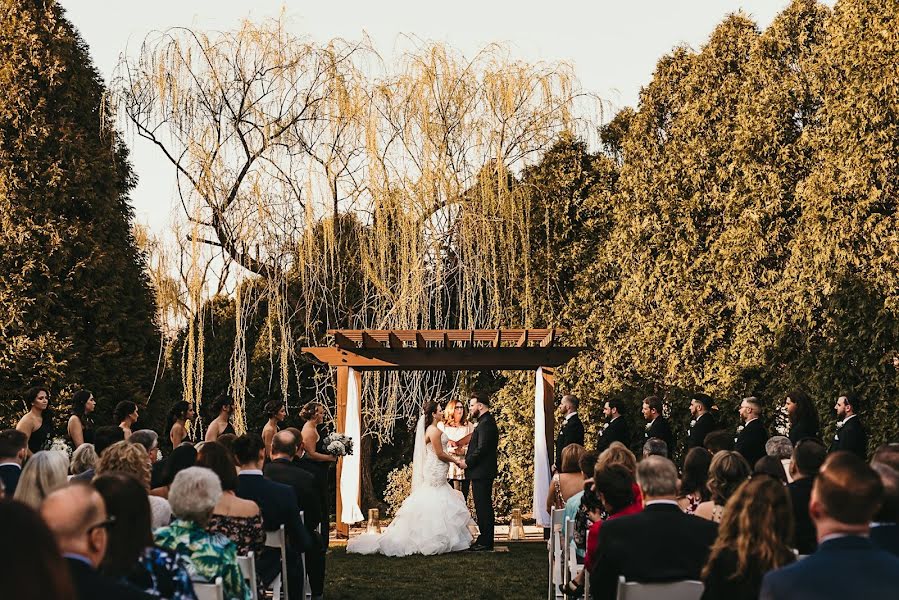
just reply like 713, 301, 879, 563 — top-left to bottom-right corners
299, 510, 311, 599
564, 517, 584, 589
265, 525, 289, 600
583, 527, 590, 599
547, 508, 566, 599
237, 552, 257, 600
193, 577, 224, 600
616, 576, 704, 600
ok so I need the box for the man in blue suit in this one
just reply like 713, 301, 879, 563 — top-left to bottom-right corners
0, 429, 27, 497
760, 452, 899, 599
234, 433, 313, 600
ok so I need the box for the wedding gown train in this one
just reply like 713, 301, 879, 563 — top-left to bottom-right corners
346, 430, 473, 556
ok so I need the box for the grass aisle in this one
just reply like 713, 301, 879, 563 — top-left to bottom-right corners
326, 541, 547, 599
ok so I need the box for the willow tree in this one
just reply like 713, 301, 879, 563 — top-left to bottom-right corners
114, 18, 596, 437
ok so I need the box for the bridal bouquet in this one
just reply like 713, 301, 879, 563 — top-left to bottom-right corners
323, 433, 354, 456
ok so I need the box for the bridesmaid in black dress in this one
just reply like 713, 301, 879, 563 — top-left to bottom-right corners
67, 389, 96, 449
16, 386, 54, 454
785, 389, 820, 445
204, 394, 236, 442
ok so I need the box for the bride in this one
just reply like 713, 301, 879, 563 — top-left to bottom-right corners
347, 401, 474, 556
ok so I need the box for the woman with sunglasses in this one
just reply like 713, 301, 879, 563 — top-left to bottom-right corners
439, 398, 475, 499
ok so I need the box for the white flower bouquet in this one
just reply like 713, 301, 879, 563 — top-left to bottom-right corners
323, 433, 354, 457
45, 436, 72, 459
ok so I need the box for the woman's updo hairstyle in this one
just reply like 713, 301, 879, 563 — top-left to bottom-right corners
300, 402, 322, 422
423, 401, 440, 429
264, 400, 285, 418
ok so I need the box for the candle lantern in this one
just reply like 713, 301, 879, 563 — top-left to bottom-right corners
508, 508, 526, 541
366, 508, 381, 534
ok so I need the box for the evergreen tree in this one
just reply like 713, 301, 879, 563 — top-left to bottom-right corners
0, 0, 158, 426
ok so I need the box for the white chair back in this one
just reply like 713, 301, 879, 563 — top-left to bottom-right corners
564, 517, 583, 588
616, 576, 704, 600
265, 524, 289, 600
193, 577, 224, 600
547, 508, 566, 599
237, 552, 257, 600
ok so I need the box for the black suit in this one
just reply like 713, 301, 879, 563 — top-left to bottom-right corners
645, 417, 674, 457
237, 473, 310, 600
465, 412, 498, 548
596, 416, 630, 453
735, 419, 767, 468
871, 524, 899, 557
555, 413, 585, 470
687, 412, 717, 449
0, 463, 21, 496
828, 416, 867, 459
65, 556, 153, 600
264, 458, 326, 597
788, 476, 816, 555
590, 503, 718, 600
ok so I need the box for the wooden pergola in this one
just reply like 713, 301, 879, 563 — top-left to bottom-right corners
302, 328, 585, 537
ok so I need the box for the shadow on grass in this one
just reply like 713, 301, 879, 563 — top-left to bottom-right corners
326, 541, 547, 599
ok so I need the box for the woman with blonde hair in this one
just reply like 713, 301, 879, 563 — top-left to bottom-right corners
695, 450, 751, 523
596, 441, 638, 474
546, 443, 587, 512
13, 450, 68, 508
96, 440, 172, 528
438, 398, 475, 498
68, 443, 98, 478
700, 476, 795, 599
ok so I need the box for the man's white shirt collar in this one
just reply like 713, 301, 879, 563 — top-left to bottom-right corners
238, 469, 264, 476
745, 417, 759, 426
563, 412, 577, 424
840, 414, 858, 425
0, 461, 21, 469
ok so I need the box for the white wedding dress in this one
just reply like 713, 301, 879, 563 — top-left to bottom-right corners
347, 419, 473, 556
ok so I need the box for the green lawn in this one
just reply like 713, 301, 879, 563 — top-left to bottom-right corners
326, 541, 548, 599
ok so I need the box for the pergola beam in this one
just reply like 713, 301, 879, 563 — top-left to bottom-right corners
301, 346, 585, 371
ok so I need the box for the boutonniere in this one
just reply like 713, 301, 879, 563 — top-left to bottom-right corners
836, 420, 845, 430
736, 425, 744, 435
600, 422, 610, 435
645, 422, 652, 432
689, 419, 697, 429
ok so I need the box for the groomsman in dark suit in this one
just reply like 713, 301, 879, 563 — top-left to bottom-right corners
761, 453, 899, 599
686, 393, 717, 450
828, 393, 868, 459
735, 396, 768, 467
462, 392, 499, 551
596, 399, 630, 453
641, 396, 673, 458
555, 394, 584, 471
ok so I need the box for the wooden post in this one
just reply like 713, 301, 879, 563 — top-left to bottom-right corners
541, 367, 555, 468
335, 366, 362, 539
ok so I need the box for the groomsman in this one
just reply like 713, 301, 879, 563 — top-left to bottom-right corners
687, 393, 717, 450
642, 396, 673, 457
829, 393, 868, 459
555, 394, 584, 471
596, 399, 630, 453
735, 396, 768, 467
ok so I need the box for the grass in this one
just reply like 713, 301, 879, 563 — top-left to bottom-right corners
326, 541, 548, 599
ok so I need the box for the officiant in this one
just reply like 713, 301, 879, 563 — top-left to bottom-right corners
439, 399, 475, 499
555, 394, 584, 472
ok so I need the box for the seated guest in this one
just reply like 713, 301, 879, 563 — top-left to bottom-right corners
0, 428, 28, 496
760, 452, 899, 599
754, 455, 788, 484
704, 430, 735, 454
0, 499, 77, 600
196, 442, 265, 556
96, 440, 171, 528
93, 473, 195, 599
14, 450, 68, 509
642, 437, 668, 459
765, 436, 794, 482
153, 444, 198, 497
217, 433, 238, 453
546, 443, 586, 512
677, 447, 712, 513
788, 438, 827, 555
69, 444, 98, 479
155, 467, 250, 600
701, 477, 795, 600
562, 450, 599, 562
71, 425, 125, 482
695, 451, 750, 523
869, 463, 899, 556
130, 430, 162, 489
872, 443, 899, 472
265, 430, 327, 600
562, 463, 642, 597
589, 456, 718, 600
233, 433, 310, 600
41, 483, 152, 599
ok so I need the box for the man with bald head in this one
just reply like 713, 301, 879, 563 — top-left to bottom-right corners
264, 429, 326, 600
41, 483, 151, 600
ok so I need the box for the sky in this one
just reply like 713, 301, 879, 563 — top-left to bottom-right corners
62, 0, 833, 237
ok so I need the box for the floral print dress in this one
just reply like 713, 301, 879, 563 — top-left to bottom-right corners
124, 546, 197, 600
154, 518, 250, 600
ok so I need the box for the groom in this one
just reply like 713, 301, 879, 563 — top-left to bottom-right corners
461, 391, 499, 551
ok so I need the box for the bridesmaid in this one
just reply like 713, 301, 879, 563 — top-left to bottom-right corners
167, 401, 195, 448
114, 401, 139, 439
438, 399, 475, 499
262, 400, 286, 460
785, 390, 820, 444
16, 386, 54, 455
205, 395, 235, 442
66, 390, 96, 448
300, 402, 337, 540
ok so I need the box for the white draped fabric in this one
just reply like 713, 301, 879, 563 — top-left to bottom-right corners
340, 367, 364, 524
533, 367, 552, 527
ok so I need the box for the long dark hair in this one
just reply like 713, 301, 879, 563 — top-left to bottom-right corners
166, 401, 191, 434
786, 389, 819, 430
679, 447, 712, 499
423, 401, 440, 429
94, 473, 153, 578
71, 390, 94, 430
196, 441, 239, 491
159, 444, 198, 487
